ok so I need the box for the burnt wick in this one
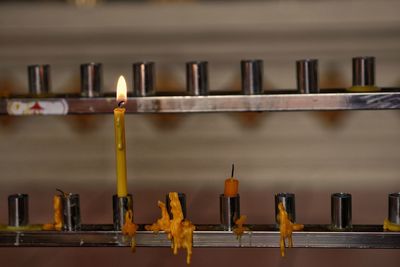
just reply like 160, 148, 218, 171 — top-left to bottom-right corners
118, 101, 126, 108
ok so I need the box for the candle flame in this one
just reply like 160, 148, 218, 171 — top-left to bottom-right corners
116, 75, 127, 103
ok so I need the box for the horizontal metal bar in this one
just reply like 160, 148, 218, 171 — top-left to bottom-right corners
0, 225, 399, 248
1, 90, 400, 115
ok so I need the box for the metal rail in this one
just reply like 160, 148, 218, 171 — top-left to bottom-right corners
0, 225, 399, 248
1, 90, 400, 115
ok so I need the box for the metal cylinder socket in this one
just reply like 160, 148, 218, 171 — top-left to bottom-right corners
28, 64, 50, 95
113, 194, 133, 231
352, 56, 375, 86
388, 192, 400, 225
331, 192, 352, 230
133, 62, 155, 97
80, 63, 102, 97
8, 194, 29, 227
275, 192, 296, 224
241, 59, 263, 95
166, 192, 187, 219
296, 59, 319, 94
61, 193, 81, 231
220, 194, 240, 231
186, 61, 209, 96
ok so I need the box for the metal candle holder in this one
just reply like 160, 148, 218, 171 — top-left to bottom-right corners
186, 61, 209, 96
241, 59, 263, 95
8, 194, 29, 227
220, 194, 240, 231
331, 192, 352, 231
61, 193, 81, 231
353, 56, 375, 87
28, 64, 50, 95
133, 62, 155, 97
388, 192, 400, 225
296, 59, 319, 94
80, 63, 102, 97
275, 192, 296, 224
113, 194, 133, 231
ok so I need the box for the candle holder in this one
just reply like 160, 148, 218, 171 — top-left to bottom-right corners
133, 62, 155, 97
186, 61, 209, 96
296, 59, 319, 94
166, 192, 187, 219
80, 63, 102, 97
241, 59, 263, 95
28, 64, 51, 95
275, 192, 296, 225
331, 192, 352, 231
113, 194, 133, 231
220, 194, 240, 231
8, 194, 29, 227
388, 192, 400, 225
353, 57, 375, 87
61, 193, 81, 231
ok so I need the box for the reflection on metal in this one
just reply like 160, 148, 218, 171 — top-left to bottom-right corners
0, 224, 399, 248
2, 90, 400, 115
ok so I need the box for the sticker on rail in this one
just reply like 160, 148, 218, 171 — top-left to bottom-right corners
6, 100, 68, 115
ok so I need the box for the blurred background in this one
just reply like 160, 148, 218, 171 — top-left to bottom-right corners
0, 0, 400, 266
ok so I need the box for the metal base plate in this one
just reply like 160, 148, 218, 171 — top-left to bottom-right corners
0, 224, 399, 248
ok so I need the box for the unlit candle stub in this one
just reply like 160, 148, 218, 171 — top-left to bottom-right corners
6, 100, 68, 115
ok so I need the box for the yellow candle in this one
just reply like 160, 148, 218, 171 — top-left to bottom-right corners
114, 75, 128, 197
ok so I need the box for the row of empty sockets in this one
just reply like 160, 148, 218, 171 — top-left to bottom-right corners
26, 57, 377, 97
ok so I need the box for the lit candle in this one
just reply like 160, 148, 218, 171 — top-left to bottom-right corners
114, 75, 128, 197
224, 164, 239, 197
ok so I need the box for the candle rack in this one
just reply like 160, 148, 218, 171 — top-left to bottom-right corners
1, 89, 400, 115
0, 225, 399, 249
1, 58, 400, 250
1, 89, 400, 248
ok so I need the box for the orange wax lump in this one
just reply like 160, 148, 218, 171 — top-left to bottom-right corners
122, 210, 138, 252
145, 201, 171, 232
233, 215, 248, 239
146, 192, 195, 265
383, 219, 400, 232
169, 192, 196, 265
277, 202, 304, 257
180, 220, 196, 264
42, 195, 63, 231
224, 177, 239, 197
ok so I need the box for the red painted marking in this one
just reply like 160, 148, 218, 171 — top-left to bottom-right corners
30, 102, 44, 111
